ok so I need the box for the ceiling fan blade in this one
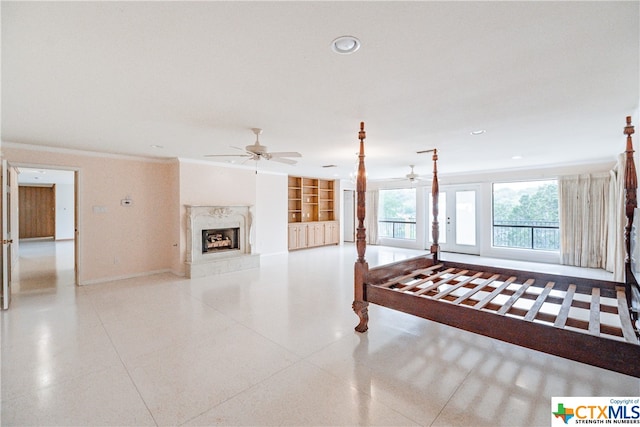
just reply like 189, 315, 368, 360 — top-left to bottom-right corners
230, 146, 252, 155
269, 157, 297, 165
268, 151, 302, 158
204, 154, 251, 158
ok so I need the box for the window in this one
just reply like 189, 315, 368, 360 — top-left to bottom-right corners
492, 180, 559, 250
378, 188, 416, 240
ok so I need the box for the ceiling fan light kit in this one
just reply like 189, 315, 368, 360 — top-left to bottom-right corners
406, 165, 421, 182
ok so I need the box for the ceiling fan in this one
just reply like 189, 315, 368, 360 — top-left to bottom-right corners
205, 128, 302, 165
394, 165, 422, 183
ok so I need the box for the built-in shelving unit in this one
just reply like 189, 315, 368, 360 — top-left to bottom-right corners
287, 176, 302, 223
288, 175, 338, 250
318, 179, 334, 221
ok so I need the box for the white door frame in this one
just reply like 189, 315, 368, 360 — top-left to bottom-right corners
2, 160, 13, 309
10, 162, 81, 287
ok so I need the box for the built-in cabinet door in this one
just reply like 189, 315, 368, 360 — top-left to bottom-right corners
324, 221, 339, 245
288, 224, 307, 250
288, 221, 339, 250
312, 224, 324, 247
301, 224, 308, 248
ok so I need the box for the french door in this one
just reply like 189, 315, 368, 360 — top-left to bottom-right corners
428, 185, 479, 255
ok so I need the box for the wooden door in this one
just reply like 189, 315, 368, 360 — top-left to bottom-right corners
19, 185, 55, 238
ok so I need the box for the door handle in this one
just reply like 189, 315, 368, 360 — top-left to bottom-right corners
2, 239, 13, 244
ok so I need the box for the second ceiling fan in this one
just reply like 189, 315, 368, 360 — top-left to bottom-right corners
392, 165, 422, 183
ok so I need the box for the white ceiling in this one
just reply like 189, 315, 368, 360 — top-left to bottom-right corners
2, 1, 639, 181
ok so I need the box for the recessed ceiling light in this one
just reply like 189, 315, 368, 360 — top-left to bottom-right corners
470, 129, 486, 135
512, 155, 523, 160
331, 36, 361, 55
150, 144, 163, 149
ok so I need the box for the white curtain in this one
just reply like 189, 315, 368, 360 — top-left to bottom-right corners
607, 154, 627, 282
559, 173, 610, 269
364, 190, 379, 245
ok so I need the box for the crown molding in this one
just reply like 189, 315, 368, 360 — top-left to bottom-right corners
1, 141, 175, 164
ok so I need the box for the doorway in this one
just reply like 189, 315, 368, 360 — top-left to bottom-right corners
428, 185, 480, 255
13, 167, 78, 294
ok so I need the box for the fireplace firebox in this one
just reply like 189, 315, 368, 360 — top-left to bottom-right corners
202, 227, 239, 253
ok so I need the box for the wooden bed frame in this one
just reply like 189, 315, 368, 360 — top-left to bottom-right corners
352, 118, 640, 378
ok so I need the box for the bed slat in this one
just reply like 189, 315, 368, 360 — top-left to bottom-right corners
396, 268, 454, 292
616, 286, 638, 343
415, 270, 469, 296
474, 277, 518, 309
497, 279, 534, 315
589, 287, 601, 336
453, 274, 501, 304
554, 284, 576, 328
524, 282, 555, 321
433, 272, 484, 300
379, 264, 443, 288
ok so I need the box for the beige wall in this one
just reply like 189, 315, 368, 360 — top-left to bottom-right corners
2, 145, 177, 284
2, 145, 297, 282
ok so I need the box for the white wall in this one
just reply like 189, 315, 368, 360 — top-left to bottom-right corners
55, 183, 74, 239
255, 172, 288, 255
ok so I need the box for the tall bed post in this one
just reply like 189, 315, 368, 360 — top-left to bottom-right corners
624, 116, 637, 286
353, 122, 369, 333
430, 149, 440, 262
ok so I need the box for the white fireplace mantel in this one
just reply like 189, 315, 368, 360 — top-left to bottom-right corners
185, 205, 259, 278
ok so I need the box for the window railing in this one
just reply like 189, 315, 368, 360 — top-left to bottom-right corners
493, 220, 559, 250
378, 219, 417, 240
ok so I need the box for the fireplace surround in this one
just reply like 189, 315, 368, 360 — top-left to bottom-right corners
185, 205, 259, 278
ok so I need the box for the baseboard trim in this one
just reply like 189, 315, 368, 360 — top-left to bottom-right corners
79, 269, 176, 286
